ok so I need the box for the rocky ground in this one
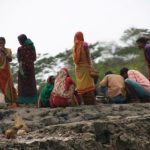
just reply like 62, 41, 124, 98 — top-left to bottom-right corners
0, 103, 150, 150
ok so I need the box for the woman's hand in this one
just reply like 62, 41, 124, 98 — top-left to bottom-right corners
0, 48, 5, 58
6, 54, 12, 62
0, 48, 12, 62
0, 48, 5, 54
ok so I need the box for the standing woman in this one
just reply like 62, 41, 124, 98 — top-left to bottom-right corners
136, 37, 150, 80
0, 37, 17, 107
17, 34, 37, 104
73, 32, 96, 105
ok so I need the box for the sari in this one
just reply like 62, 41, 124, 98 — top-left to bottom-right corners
39, 76, 54, 107
127, 70, 150, 92
17, 38, 37, 104
144, 44, 150, 80
73, 32, 95, 104
0, 48, 17, 103
50, 68, 80, 108
125, 79, 150, 100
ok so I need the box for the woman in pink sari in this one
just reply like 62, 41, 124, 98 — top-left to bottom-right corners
50, 68, 80, 108
0, 37, 17, 108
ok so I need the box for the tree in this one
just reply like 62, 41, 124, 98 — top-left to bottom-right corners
120, 27, 150, 46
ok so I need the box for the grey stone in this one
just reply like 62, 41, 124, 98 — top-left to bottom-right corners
0, 103, 150, 149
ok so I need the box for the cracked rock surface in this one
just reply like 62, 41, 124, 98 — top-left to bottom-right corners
0, 103, 150, 150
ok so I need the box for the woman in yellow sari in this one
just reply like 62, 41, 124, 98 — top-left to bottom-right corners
0, 37, 17, 108
73, 32, 96, 105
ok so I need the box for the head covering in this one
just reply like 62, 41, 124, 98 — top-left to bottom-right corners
18, 34, 27, 45
52, 68, 75, 97
18, 34, 36, 55
40, 76, 54, 107
74, 32, 84, 42
62, 68, 69, 77
73, 32, 84, 64
0, 37, 6, 44
47, 76, 55, 84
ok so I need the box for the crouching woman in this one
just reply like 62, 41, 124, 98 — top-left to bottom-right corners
50, 68, 80, 108
38, 76, 55, 107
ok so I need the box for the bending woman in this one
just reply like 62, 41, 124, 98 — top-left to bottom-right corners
73, 32, 95, 105
38, 76, 55, 107
50, 68, 80, 108
120, 67, 150, 102
0, 37, 17, 107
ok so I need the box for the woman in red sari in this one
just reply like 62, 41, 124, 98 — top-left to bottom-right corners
0, 37, 17, 107
50, 68, 80, 108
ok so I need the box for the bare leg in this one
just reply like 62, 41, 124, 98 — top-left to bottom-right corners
79, 94, 84, 105
82, 91, 96, 105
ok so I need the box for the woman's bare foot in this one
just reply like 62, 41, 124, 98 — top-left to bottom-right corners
7, 103, 18, 109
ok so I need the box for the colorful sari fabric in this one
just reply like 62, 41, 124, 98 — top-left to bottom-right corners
127, 70, 150, 92
39, 76, 54, 107
0, 48, 17, 103
144, 44, 150, 80
73, 32, 95, 94
50, 68, 80, 108
17, 38, 37, 103
125, 79, 150, 99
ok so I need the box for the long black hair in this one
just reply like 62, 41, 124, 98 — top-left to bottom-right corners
136, 37, 148, 44
0, 37, 6, 44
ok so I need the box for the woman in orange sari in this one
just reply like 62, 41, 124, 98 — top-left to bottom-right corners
0, 37, 17, 107
73, 32, 96, 105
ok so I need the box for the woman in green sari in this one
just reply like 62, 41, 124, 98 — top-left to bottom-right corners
38, 76, 55, 107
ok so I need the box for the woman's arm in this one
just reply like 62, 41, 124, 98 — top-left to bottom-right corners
1, 48, 12, 62
145, 46, 150, 64
84, 42, 92, 65
99, 76, 108, 87
6, 49, 12, 62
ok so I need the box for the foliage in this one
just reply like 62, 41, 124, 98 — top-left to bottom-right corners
10, 27, 150, 86
114, 46, 139, 56
120, 27, 150, 46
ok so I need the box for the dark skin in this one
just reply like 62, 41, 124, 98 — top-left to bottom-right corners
0, 40, 12, 62
121, 73, 128, 80
137, 42, 145, 49
137, 36, 150, 49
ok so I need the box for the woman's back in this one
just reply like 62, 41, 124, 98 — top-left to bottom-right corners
77, 42, 91, 65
